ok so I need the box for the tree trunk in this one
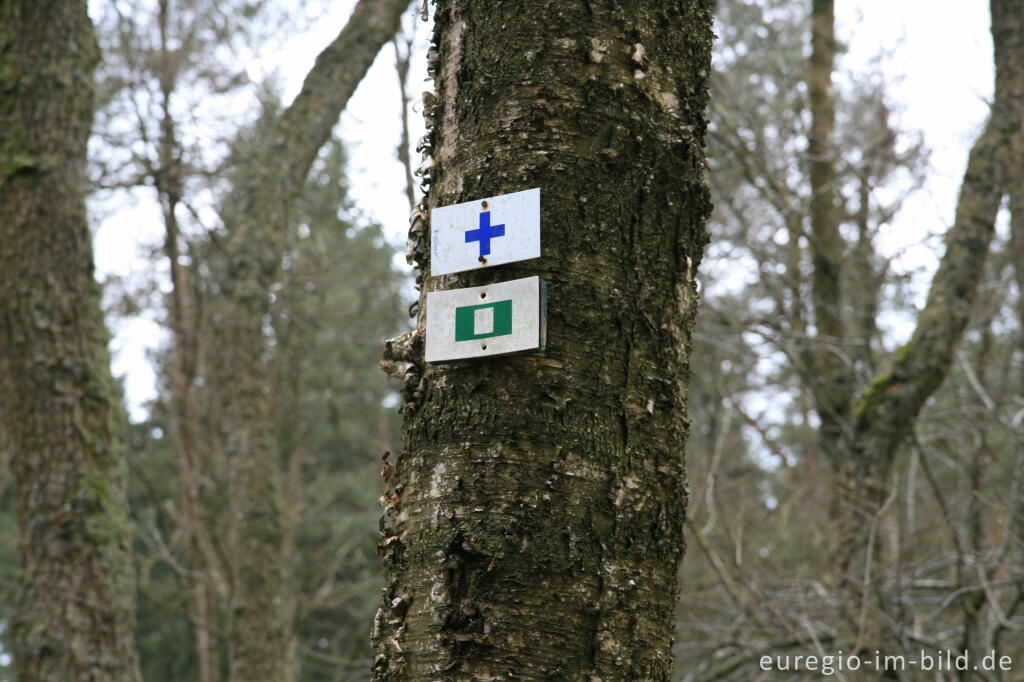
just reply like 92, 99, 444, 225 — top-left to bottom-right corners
373, 2, 713, 679
834, 0, 1024, 641
1010, 132, 1024, 318
0, 2, 141, 681
216, 1, 408, 679
153, 5, 225, 680
807, 0, 852, 464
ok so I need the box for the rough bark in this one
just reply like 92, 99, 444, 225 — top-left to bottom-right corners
835, 0, 1024, 608
0, 2, 142, 681
216, 1, 408, 679
374, 2, 713, 680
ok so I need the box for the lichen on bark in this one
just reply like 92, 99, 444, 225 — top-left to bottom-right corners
375, 2, 714, 679
0, 2, 141, 680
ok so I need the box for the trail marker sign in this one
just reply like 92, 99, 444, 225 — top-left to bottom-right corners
425, 276, 546, 363
431, 188, 540, 275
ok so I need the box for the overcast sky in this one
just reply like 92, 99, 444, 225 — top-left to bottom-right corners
90, 1, 995, 421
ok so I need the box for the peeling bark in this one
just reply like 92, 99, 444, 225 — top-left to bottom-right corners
374, 2, 713, 679
0, 2, 141, 680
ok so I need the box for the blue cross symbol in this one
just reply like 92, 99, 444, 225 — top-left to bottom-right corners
465, 210, 505, 258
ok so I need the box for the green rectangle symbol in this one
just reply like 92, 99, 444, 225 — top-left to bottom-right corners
455, 299, 513, 341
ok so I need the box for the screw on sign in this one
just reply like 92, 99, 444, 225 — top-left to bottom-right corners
430, 188, 540, 275
425, 276, 546, 363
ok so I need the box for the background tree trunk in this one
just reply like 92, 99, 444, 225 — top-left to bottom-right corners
834, 0, 1024, 647
153, 4, 222, 679
0, 2, 142, 680
374, 1, 713, 679
807, 0, 853, 465
215, 1, 408, 679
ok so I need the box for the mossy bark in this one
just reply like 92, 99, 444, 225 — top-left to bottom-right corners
0, 2, 141, 681
374, 2, 713, 679
833, 0, 1024, 634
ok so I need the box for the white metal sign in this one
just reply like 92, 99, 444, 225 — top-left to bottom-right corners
425, 276, 546, 363
430, 188, 540, 275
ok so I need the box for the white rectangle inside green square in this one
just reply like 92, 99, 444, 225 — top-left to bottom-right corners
425, 276, 546, 363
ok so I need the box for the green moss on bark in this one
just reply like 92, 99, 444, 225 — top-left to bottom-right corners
0, 2, 141, 680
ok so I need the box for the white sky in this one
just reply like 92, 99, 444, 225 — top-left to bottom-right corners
90, 1, 994, 421
92, 1, 430, 420
838, 1, 993, 277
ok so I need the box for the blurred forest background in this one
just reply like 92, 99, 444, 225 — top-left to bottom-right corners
2, 0, 1022, 680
